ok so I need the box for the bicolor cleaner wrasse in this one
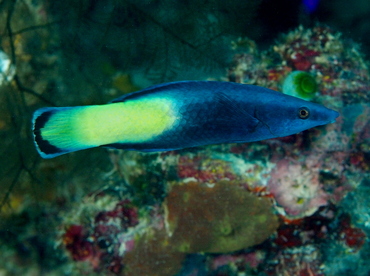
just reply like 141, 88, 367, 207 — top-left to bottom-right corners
32, 81, 339, 159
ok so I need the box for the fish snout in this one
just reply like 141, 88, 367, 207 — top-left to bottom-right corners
325, 108, 340, 124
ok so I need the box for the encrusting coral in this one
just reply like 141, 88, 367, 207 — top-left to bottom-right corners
165, 180, 279, 253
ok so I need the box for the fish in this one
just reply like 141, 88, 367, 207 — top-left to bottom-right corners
32, 81, 339, 158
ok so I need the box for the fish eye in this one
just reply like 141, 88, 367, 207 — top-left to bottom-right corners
298, 107, 310, 119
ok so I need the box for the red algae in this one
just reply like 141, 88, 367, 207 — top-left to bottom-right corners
63, 225, 95, 262
61, 197, 142, 274
339, 214, 366, 252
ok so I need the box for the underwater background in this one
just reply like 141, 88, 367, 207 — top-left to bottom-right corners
0, 0, 370, 275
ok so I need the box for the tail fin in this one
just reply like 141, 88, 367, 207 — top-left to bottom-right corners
32, 107, 94, 158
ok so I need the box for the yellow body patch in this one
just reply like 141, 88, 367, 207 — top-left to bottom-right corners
72, 98, 176, 146
40, 98, 176, 150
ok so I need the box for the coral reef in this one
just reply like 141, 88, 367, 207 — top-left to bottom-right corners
56, 25, 368, 276
321, 182, 370, 275
224, 25, 369, 275
1, 3, 369, 273
52, 25, 370, 276
59, 179, 278, 275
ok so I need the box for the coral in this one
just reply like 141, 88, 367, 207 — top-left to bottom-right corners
267, 158, 328, 219
165, 180, 279, 253
338, 214, 366, 252
273, 25, 369, 105
177, 155, 237, 184
266, 245, 325, 276
94, 200, 139, 229
211, 251, 265, 273
229, 25, 370, 107
63, 225, 95, 262
282, 71, 317, 100
61, 194, 144, 274
321, 184, 370, 275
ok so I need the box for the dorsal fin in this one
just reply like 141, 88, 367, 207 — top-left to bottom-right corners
110, 81, 192, 103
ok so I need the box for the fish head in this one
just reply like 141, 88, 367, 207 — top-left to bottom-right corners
255, 96, 340, 138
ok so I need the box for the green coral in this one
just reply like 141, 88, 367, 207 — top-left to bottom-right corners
282, 71, 317, 100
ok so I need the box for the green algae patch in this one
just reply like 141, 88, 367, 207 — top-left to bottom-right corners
165, 181, 280, 253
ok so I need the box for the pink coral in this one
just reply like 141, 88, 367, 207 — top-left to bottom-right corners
268, 158, 328, 219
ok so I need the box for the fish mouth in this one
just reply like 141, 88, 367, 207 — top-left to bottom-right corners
319, 109, 340, 125
328, 109, 340, 124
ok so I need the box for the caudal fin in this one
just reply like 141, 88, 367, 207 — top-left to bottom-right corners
32, 107, 94, 158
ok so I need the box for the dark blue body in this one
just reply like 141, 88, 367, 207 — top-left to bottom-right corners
106, 81, 339, 151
